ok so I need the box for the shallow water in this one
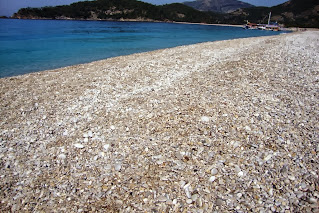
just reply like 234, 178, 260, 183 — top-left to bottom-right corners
0, 19, 283, 78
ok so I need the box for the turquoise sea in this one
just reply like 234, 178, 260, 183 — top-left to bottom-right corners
0, 19, 284, 78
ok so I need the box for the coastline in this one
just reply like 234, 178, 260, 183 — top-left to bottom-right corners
172, 21, 243, 28
1, 31, 318, 212
8, 16, 245, 28
6, 17, 311, 32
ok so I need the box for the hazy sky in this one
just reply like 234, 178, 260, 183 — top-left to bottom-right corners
0, 0, 289, 17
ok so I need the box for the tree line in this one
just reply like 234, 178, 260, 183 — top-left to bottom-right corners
13, 0, 319, 28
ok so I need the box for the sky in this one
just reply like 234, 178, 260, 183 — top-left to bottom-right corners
0, 0, 289, 17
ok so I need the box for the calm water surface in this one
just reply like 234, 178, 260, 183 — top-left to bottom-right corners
0, 19, 284, 78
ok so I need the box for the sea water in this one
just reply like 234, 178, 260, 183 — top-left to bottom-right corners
0, 19, 283, 78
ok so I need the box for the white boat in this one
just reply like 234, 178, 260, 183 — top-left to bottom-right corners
243, 12, 281, 31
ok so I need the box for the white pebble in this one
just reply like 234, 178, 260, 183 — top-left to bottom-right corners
183, 183, 192, 198
264, 154, 273, 162
157, 195, 167, 202
288, 175, 296, 181
74, 143, 84, 149
186, 199, 193, 204
88, 130, 93, 137
185, 189, 191, 199
104, 164, 112, 170
172, 199, 177, 205
83, 133, 88, 138
209, 176, 216, 182
191, 194, 199, 201
232, 141, 240, 148
63, 130, 68, 136
211, 168, 218, 175
180, 180, 186, 188
157, 159, 164, 164
201, 116, 210, 123
115, 200, 123, 206
238, 171, 244, 177
234, 165, 241, 173
309, 197, 317, 204
237, 193, 243, 198
103, 144, 110, 151
269, 188, 273, 196
110, 125, 116, 130
58, 154, 66, 159
183, 182, 191, 190
83, 138, 89, 143
114, 163, 122, 171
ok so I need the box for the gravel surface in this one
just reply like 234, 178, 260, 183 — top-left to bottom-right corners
0, 31, 318, 212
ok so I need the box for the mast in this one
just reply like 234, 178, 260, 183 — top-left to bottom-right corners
268, 12, 271, 25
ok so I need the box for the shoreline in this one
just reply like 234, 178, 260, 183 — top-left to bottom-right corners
4, 17, 317, 31
6, 17, 244, 27
172, 21, 243, 28
1, 31, 318, 212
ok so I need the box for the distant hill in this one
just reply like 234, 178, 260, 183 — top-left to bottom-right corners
226, 0, 319, 27
12, 0, 319, 28
12, 0, 214, 23
183, 0, 254, 13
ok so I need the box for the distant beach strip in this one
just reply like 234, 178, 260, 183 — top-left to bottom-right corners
0, 31, 318, 212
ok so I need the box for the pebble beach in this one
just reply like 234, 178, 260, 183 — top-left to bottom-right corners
0, 31, 318, 212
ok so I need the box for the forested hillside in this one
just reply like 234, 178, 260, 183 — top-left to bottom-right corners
225, 0, 319, 28
12, 0, 319, 28
183, 0, 253, 13
13, 0, 214, 23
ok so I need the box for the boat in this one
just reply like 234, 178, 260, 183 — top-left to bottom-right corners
243, 12, 281, 31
